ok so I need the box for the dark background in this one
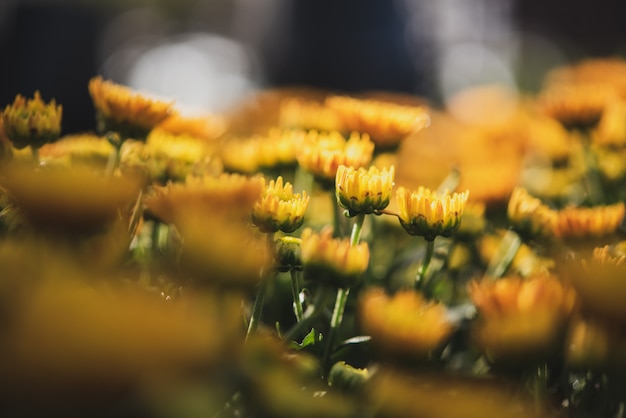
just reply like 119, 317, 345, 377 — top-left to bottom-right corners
1, 0, 625, 134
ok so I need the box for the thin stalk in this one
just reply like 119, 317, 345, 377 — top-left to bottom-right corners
532, 363, 548, 415
580, 131, 604, 205
105, 144, 122, 178
290, 269, 304, 323
485, 229, 521, 279
416, 238, 435, 290
331, 191, 343, 237
31, 146, 39, 164
322, 213, 365, 372
245, 232, 275, 341
322, 287, 350, 372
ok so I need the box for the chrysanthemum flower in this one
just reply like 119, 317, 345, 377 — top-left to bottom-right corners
0, 163, 142, 234
325, 96, 430, 149
251, 176, 309, 233
219, 137, 260, 174
125, 129, 219, 183
562, 246, 626, 323
335, 164, 394, 216
144, 173, 263, 226
300, 227, 369, 288
566, 317, 626, 372
1, 91, 62, 150
296, 131, 374, 184
395, 186, 469, 241
155, 111, 226, 141
279, 98, 342, 132
538, 83, 616, 131
507, 187, 557, 237
88, 76, 173, 142
358, 287, 453, 360
469, 275, 576, 364
550, 202, 625, 239
38, 133, 113, 166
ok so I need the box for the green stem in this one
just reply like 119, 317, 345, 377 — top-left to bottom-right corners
350, 213, 366, 246
290, 269, 304, 323
105, 145, 122, 178
245, 232, 275, 341
416, 238, 435, 291
532, 363, 548, 414
332, 190, 343, 237
485, 229, 521, 279
580, 131, 604, 205
322, 287, 350, 373
31, 146, 39, 164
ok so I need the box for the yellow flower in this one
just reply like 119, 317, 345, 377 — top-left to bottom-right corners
395, 186, 469, 241
279, 98, 342, 132
550, 202, 625, 239
219, 137, 260, 174
565, 317, 626, 372
538, 83, 616, 131
0, 163, 142, 234
177, 213, 268, 289
593, 98, 626, 147
251, 176, 310, 233
255, 128, 301, 169
1, 91, 62, 150
507, 187, 557, 236
144, 173, 263, 226
36, 133, 113, 166
155, 111, 226, 142
325, 95, 430, 149
300, 227, 369, 288
88, 76, 173, 142
358, 288, 453, 360
469, 275, 576, 364
296, 130, 374, 184
274, 236, 302, 271
125, 129, 220, 183
335, 164, 394, 216
562, 245, 626, 323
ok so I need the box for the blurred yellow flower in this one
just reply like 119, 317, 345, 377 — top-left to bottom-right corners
562, 245, 626, 323
88, 76, 173, 142
144, 173, 263, 225
593, 98, 626, 147
279, 97, 342, 132
395, 186, 469, 241
538, 83, 616, 131
566, 316, 626, 372
255, 128, 301, 169
38, 133, 114, 166
469, 275, 576, 363
300, 227, 369, 288
251, 176, 309, 233
0, 163, 142, 234
507, 187, 557, 236
335, 164, 394, 215
550, 202, 625, 239
296, 130, 374, 184
325, 95, 430, 148
1, 91, 62, 150
358, 287, 453, 360
456, 200, 486, 238
155, 111, 226, 142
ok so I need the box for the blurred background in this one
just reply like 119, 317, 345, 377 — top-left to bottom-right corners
1, 0, 625, 134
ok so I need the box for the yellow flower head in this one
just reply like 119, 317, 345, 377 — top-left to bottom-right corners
88, 76, 173, 142
155, 111, 226, 141
0, 163, 142, 234
251, 176, 310, 233
325, 96, 430, 148
255, 128, 301, 168
507, 187, 557, 237
550, 202, 625, 240
469, 275, 576, 363
297, 131, 374, 184
300, 227, 369, 288
562, 245, 626, 323
335, 164, 395, 216
1, 91, 62, 149
358, 288, 453, 360
538, 83, 616, 131
39, 133, 113, 166
593, 98, 626, 147
126, 129, 220, 183
144, 173, 263, 226
279, 98, 342, 132
395, 186, 469, 241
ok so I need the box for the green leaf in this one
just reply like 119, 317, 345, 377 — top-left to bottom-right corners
288, 328, 323, 350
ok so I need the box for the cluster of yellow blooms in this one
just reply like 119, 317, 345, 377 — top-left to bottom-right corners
5, 56, 626, 417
